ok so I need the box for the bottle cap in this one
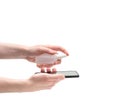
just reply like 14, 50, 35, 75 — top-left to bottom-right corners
55, 53, 67, 59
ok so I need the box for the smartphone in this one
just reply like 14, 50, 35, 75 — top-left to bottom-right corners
56, 71, 79, 78
35, 71, 79, 78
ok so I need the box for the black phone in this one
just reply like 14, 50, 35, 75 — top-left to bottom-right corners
35, 71, 79, 78
56, 71, 79, 78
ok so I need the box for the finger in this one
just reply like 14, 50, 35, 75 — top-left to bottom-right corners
36, 64, 41, 68
46, 68, 51, 73
41, 68, 46, 73
48, 74, 65, 81
52, 68, 57, 73
45, 64, 53, 68
47, 79, 63, 89
37, 63, 54, 68
37, 73, 64, 82
46, 68, 57, 74
54, 59, 61, 65
37, 64, 45, 68
43, 45, 69, 56
40, 46, 57, 55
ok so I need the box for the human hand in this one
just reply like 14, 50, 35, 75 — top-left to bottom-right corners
25, 45, 69, 68
25, 68, 64, 92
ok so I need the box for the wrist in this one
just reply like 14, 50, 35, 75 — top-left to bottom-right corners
16, 78, 37, 92
6, 79, 34, 93
9, 79, 33, 92
17, 45, 30, 59
19, 79, 34, 92
15, 79, 30, 92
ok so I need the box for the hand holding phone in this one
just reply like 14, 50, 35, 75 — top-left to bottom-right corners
35, 71, 79, 78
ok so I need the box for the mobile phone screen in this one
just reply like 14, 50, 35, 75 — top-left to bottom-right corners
56, 71, 79, 78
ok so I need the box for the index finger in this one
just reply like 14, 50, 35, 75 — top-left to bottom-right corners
48, 74, 65, 81
43, 45, 69, 56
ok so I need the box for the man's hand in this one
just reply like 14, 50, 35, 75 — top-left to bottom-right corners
25, 45, 69, 68
25, 68, 64, 92
0, 43, 69, 68
26, 73, 64, 92
0, 74, 64, 93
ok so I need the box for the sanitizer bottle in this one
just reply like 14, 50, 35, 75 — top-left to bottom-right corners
35, 52, 67, 64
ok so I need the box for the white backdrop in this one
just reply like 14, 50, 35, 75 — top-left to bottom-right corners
0, 0, 120, 111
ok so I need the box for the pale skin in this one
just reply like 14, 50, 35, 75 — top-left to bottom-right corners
0, 42, 69, 93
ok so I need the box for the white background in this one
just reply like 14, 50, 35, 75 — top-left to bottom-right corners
0, 0, 120, 111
